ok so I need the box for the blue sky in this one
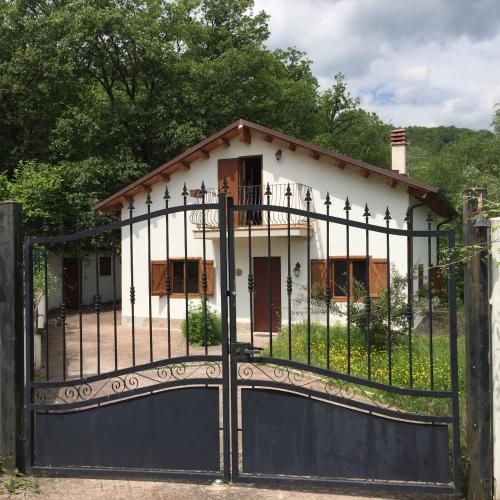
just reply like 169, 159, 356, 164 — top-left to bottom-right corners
253, 0, 500, 130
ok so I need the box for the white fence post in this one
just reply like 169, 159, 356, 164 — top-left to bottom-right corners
492, 217, 500, 498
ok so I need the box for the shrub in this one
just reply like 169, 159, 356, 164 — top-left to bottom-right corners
182, 302, 221, 346
348, 267, 426, 349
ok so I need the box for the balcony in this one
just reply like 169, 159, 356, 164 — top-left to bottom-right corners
190, 183, 311, 239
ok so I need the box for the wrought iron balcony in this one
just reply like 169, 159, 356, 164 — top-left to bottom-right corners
189, 183, 311, 230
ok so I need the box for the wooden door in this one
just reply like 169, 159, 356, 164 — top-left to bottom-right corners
218, 158, 240, 200
63, 258, 79, 309
218, 158, 241, 226
253, 257, 281, 332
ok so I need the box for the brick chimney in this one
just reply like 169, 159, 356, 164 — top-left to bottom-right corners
391, 128, 407, 175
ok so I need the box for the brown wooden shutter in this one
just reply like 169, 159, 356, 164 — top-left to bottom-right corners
369, 259, 388, 297
430, 266, 443, 293
151, 261, 167, 296
206, 261, 214, 296
311, 259, 327, 297
218, 158, 240, 200
198, 260, 215, 297
218, 158, 241, 227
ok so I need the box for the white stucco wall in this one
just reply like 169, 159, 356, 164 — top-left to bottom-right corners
119, 131, 438, 327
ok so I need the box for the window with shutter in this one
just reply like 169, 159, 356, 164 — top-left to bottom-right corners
151, 259, 214, 297
311, 257, 388, 300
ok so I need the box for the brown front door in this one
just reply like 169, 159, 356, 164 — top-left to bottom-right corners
253, 257, 281, 332
63, 258, 79, 309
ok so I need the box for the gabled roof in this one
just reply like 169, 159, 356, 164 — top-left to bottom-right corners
94, 119, 456, 218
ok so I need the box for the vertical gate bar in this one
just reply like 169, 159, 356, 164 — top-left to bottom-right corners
218, 192, 231, 482
201, 182, 208, 355
265, 183, 272, 356
448, 229, 461, 494
306, 189, 311, 366
364, 204, 371, 380
111, 216, 118, 372
227, 196, 239, 480
384, 207, 392, 385
325, 193, 331, 370
427, 213, 434, 389
128, 199, 136, 366
43, 241, 49, 381
164, 187, 171, 358
405, 207, 413, 387
24, 238, 34, 470
247, 210, 254, 348
286, 184, 292, 360
77, 240, 83, 378
59, 222, 66, 380
182, 184, 189, 356
406, 209, 413, 388
93, 214, 101, 374
344, 198, 351, 374
146, 193, 153, 362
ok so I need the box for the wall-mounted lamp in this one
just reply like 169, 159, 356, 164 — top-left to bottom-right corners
275, 149, 282, 161
293, 262, 301, 278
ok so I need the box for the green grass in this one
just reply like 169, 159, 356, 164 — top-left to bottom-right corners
267, 321, 466, 447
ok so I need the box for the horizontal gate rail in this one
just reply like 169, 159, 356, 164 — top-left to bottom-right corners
33, 355, 222, 389
233, 203, 451, 237
238, 356, 452, 399
27, 203, 219, 245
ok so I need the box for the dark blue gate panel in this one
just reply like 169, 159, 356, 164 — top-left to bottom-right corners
35, 387, 220, 471
241, 388, 449, 483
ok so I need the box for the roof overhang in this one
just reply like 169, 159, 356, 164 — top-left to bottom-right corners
93, 119, 457, 219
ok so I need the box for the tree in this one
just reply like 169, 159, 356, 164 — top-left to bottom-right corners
7, 156, 149, 233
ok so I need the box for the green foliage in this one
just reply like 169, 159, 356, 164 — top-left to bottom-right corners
0, 456, 39, 494
0, 171, 10, 200
269, 321, 465, 420
8, 156, 148, 232
182, 301, 221, 346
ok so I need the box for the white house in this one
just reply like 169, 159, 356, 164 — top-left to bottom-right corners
94, 120, 455, 332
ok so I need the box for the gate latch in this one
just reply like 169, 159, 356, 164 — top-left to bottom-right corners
231, 342, 263, 359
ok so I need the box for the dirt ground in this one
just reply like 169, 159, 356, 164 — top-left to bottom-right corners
0, 476, 454, 499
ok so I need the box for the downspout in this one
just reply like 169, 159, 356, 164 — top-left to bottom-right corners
436, 216, 457, 265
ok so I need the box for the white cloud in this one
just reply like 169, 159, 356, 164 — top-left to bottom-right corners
254, 0, 500, 129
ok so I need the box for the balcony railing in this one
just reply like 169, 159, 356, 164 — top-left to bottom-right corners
189, 183, 311, 229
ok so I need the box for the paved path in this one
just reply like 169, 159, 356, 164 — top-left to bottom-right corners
0, 477, 453, 499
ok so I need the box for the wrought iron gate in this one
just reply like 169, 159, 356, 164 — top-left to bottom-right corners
24, 185, 460, 494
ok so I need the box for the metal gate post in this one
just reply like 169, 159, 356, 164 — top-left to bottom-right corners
463, 188, 492, 499
226, 197, 239, 480
0, 202, 25, 472
218, 193, 230, 482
